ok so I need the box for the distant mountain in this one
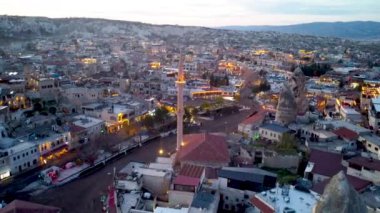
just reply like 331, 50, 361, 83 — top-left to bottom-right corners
221, 21, 380, 40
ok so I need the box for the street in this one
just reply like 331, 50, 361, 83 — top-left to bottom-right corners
30, 104, 254, 213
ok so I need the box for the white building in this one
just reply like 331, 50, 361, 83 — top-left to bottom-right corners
347, 156, 380, 185
0, 125, 39, 179
339, 106, 362, 124
251, 185, 318, 213
359, 134, 380, 159
69, 115, 106, 148
72, 115, 105, 136
1, 138, 39, 179
259, 123, 290, 143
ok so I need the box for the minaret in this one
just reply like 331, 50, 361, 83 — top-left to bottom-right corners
176, 53, 185, 152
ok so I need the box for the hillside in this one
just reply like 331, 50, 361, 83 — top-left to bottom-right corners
221, 21, 380, 40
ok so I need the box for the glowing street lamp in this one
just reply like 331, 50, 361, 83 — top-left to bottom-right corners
159, 149, 164, 155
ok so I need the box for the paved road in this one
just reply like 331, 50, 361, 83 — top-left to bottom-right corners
30, 105, 254, 212
31, 134, 178, 213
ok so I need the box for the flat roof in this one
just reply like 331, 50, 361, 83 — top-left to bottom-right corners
360, 134, 380, 146
318, 120, 370, 135
372, 97, 380, 105
73, 115, 104, 128
7, 142, 36, 153
253, 186, 318, 213
260, 123, 289, 133
154, 207, 189, 213
361, 186, 380, 209
191, 190, 217, 209
219, 167, 277, 183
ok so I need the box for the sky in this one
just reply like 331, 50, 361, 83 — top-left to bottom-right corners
1, 0, 379, 27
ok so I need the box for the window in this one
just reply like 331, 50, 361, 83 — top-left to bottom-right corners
368, 144, 372, 148
375, 147, 379, 151
13, 157, 16, 161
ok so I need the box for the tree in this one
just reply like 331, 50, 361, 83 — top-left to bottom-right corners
154, 106, 170, 124
142, 115, 155, 129
301, 63, 331, 77
184, 106, 198, 122
224, 75, 229, 86
233, 93, 241, 101
209, 73, 216, 87
200, 102, 212, 111
215, 96, 224, 106
48, 107, 57, 115
276, 133, 298, 155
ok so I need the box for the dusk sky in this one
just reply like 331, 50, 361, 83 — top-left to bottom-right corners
1, 0, 379, 26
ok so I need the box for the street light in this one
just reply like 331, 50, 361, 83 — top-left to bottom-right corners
159, 149, 164, 155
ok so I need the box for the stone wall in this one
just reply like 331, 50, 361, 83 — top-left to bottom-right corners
262, 153, 300, 172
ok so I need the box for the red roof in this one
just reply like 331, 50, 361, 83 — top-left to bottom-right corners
309, 149, 344, 177
251, 196, 275, 213
173, 175, 200, 187
348, 156, 380, 171
69, 124, 86, 133
333, 127, 359, 141
240, 107, 266, 125
205, 167, 219, 179
312, 173, 371, 194
177, 133, 230, 165
179, 164, 204, 178
0, 200, 61, 213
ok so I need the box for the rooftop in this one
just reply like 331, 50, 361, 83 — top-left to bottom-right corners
0, 199, 60, 213
72, 115, 104, 128
173, 175, 200, 187
191, 189, 218, 210
311, 173, 371, 194
308, 149, 344, 177
179, 164, 204, 178
252, 186, 318, 213
260, 123, 289, 133
360, 134, 380, 146
361, 186, 380, 209
318, 120, 371, 135
218, 167, 277, 183
348, 156, 380, 171
333, 127, 359, 141
176, 133, 230, 165
154, 207, 189, 213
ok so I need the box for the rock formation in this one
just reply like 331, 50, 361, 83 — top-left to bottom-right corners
314, 171, 367, 213
290, 67, 308, 115
275, 83, 297, 125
